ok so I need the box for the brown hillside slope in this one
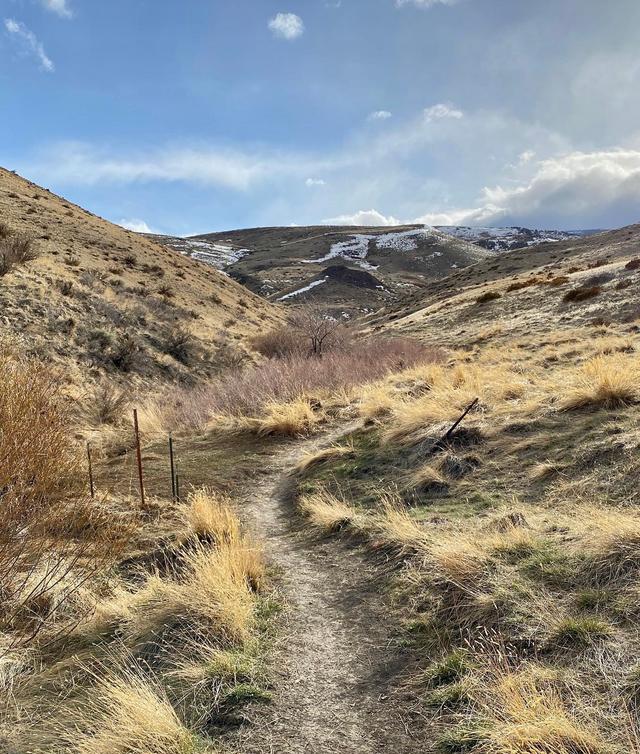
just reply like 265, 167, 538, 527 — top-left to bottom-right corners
0, 167, 282, 385
367, 223, 640, 348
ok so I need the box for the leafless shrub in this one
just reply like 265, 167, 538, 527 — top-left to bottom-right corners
476, 290, 502, 304
253, 306, 350, 359
87, 384, 130, 426
251, 327, 306, 359
161, 326, 198, 365
165, 336, 441, 429
107, 333, 143, 372
289, 306, 347, 356
0, 234, 39, 277
506, 278, 540, 292
0, 356, 130, 647
563, 285, 602, 303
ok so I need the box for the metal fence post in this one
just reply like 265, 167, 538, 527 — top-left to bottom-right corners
133, 409, 145, 506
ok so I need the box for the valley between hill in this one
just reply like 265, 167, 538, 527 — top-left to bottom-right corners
1, 168, 639, 754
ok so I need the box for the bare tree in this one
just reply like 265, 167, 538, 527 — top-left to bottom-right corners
288, 305, 345, 356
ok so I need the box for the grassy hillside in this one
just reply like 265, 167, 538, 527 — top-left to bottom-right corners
152, 224, 488, 315
0, 167, 282, 386
285, 227, 640, 751
366, 224, 639, 347
3, 165, 640, 753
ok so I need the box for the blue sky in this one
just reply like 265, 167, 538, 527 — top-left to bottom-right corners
2, 0, 640, 234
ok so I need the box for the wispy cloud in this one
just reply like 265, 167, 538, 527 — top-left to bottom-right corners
368, 110, 393, 121
22, 141, 328, 190
268, 13, 304, 40
41, 0, 73, 19
424, 103, 463, 122
4, 18, 54, 71
396, 0, 461, 8
305, 177, 326, 187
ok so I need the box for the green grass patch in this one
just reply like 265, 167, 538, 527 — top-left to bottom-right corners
437, 723, 489, 753
548, 616, 614, 650
423, 649, 473, 688
221, 683, 272, 708
424, 680, 472, 709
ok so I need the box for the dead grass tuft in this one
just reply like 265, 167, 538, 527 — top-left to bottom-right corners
64, 664, 198, 754
186, 487, 241, 543
294, 443, 355, 474
478, 668, 607, 754
559, 355, 639, 411
298, 488, 362, 533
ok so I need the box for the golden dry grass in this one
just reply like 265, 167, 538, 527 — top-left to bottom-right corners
130, 538, 263, 645
374, 497, 431, 552
298, 488, 362, 533
186, 487, 241, 543
294, 443, 354, 474
64, 665, 198, 754
252, 398, 323, 437
560, 354, 640, 411
582, 508, 640, 583
479, 668, 606, 754
406, 463, 448, 493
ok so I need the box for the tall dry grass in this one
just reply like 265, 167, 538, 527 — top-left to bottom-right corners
0, 355, 130, 645
61, 664, 198, 754
560, 354, 640, 411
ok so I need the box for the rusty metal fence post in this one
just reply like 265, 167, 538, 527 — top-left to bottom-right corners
87, 443, 95, 499
169, 435, 177, 502
133, 409, 145, 506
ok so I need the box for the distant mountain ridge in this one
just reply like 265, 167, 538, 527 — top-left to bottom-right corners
149, 224, 490, 314
435, 225, 602, 251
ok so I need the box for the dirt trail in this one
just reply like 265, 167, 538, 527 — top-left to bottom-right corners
231, 428, 421, 754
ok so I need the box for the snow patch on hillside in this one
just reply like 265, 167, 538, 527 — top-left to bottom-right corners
436, 226, 588, 251
161, 237, 250, 269
302, 228, 444, 267
278, 278, 328, 301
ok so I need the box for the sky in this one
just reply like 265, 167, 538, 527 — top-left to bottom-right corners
2, 0, 640, 235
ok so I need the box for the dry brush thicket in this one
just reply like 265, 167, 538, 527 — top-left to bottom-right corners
294, 333, 640, 753
135, 319, 443, 439
0, 350, 273, 753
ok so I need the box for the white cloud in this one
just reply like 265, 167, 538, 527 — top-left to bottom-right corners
368, 110, 393, 121
322, 209, 401, 226
415, 150, 640, 227
4, 18, 54, 71
25, 109, 636, 230
396, 0, 461, 8
118, 218, 155, 234
25, 142, 293, 189
424, 103, 464, 122
41, 0, 73, 19
268, 13, 304, 40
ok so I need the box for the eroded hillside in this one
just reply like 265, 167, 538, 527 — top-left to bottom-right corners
0, 167, 282, 386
